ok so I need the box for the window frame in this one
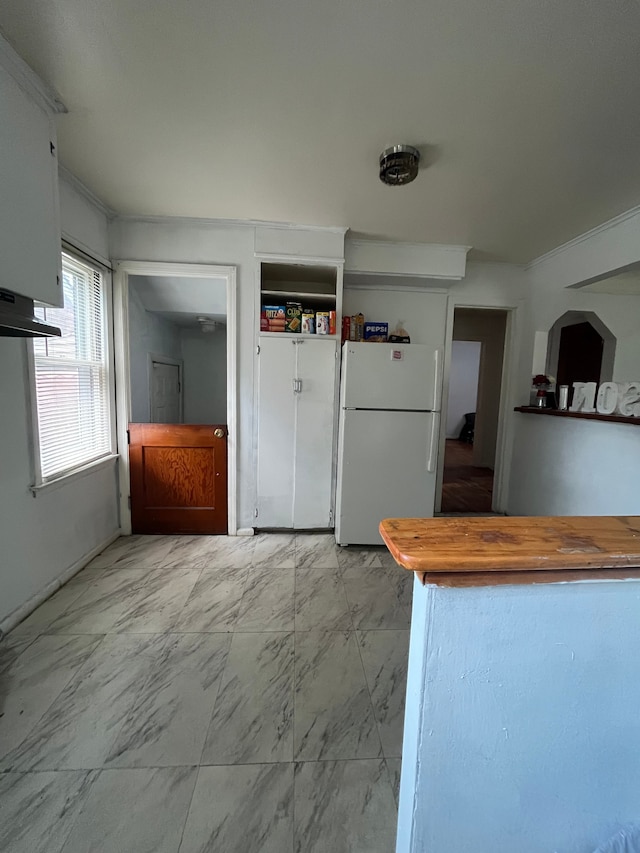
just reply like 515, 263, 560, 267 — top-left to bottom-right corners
28, 248, 118, 491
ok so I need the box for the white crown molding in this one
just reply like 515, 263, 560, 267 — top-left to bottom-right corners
112, 213, 348, 235
345, 237, 471, 254
526, 204, 640, 270
255, 251, 345, 265
0, 32, 66, 115
254, 221, 348, 235
466, 259, 526, 270
112, 214, 255, 229
344, 278, 449, 293
58, 165, 115, 219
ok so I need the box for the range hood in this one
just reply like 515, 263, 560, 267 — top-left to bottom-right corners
0, 289, 61, 338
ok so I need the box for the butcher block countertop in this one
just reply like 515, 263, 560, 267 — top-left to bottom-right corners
379, 515, 640, 587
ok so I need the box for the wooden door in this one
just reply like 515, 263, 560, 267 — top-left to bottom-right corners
293, 338, 337, 528
129, 423, 227, 534
256, 338, 296, 527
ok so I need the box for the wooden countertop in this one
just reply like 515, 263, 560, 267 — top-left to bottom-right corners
379, 515, 640, 587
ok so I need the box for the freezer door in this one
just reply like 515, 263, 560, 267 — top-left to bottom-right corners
335, 409, 439, 546
341, 342, 442, 411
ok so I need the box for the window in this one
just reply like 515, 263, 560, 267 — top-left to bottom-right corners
31, 252, 113, 483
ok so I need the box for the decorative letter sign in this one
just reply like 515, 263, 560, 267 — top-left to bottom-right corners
595, 382, 619, 415
572, 381, 640, 416
618, 382, 640, 417
570, 382, 597, 413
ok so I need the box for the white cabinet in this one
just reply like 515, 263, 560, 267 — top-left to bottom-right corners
0, 48, 62, 306
256, 336, 338, 529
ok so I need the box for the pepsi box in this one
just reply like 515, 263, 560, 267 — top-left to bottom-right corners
363, 322, 388, 342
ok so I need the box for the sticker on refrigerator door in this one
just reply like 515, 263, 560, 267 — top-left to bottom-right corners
391, 349, 404, 361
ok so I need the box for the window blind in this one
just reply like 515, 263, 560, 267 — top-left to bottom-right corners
32, 252, 112, 481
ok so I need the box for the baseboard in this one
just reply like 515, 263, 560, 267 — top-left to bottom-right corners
235, 527, 255, 536
0, 529, 121, 636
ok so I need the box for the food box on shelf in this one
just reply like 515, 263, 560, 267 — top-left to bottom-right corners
263, 305, 286, 332
364, 322, 388, 342
285, 302, 302, 333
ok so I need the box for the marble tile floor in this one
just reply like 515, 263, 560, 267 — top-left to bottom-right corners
0, 533, 411, 853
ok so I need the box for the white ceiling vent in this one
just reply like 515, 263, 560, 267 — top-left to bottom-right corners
379, 145, 421, 186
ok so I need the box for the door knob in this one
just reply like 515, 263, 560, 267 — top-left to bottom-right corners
214, 428, 225, 438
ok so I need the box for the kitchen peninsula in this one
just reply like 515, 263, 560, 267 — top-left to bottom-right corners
381, 515, 640, 853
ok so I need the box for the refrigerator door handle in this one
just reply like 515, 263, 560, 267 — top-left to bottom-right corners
432, 348, 443, 412
427, 411, 439, 473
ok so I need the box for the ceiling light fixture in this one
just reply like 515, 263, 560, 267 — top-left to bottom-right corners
197, 316, 217, 333
379, 145, 421, 186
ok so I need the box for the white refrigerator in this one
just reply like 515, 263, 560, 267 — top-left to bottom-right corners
335, 342, 442, 546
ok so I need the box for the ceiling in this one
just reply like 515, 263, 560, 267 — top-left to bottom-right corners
2, 0, 640, 262
130, 275, 227, 327
151, 311, 227, 329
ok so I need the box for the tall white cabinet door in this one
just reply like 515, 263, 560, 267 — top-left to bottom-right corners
256, 338, 296, 527
293, 339, 337, 528
0, 64, 61, 306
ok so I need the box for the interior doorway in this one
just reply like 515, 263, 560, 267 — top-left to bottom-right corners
150, 357, 183, 423
113, 262, 237, 536
439, 307, 508, 514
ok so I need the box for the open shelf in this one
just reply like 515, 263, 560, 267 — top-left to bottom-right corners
259, 331, 338, 340
261, 289, 336, 300
514, 406, 640, 426
259, 261, 339, 335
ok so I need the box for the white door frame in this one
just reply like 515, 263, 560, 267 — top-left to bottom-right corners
113, 261, 238, 535
148, 353, 184, 423
435, 302, 518, 514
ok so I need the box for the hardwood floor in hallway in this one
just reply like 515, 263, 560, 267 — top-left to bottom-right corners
441, 439, 494, 513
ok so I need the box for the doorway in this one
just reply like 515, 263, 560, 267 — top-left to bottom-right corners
439, 308, 508, 514
113, 262, 237, 535
150, 356, 183, 423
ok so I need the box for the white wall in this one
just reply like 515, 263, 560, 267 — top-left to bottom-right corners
509, 415, 640, 516
342, 284, 448, 346
181, 326, 227, 423
399, 578, 640, 853
0, 173, 119, 630
58, 172, 110, 263
446, 341, 481, 438
128, 285, 183, 423
110, 217, 258, 528
508, 220, 640, 516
